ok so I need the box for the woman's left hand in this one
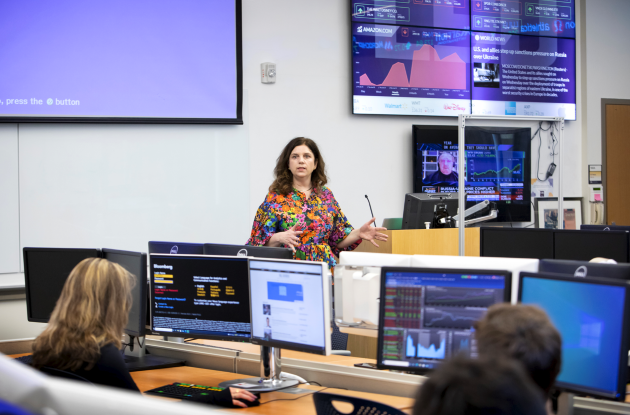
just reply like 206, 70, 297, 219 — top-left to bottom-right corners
358, 218, 389, 247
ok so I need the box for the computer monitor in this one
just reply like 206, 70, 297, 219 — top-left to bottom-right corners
102, 249, 147, 337
581, 224, 630, 232
203, 243, 293, 259
554, 230, 629, 263
149, 254, 251, 341
539, 259, 630, 281
148, 241, 204, 255
402, 193, 459, 230
248, 258, 331, 355
480, 228, 554, 259
335, 252, 413, 326
411, 255, 539, 304
23, 248, 101, 323
377, 267, 511, 373
518, 272, 630, 401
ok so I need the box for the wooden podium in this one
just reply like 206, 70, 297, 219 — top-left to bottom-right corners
353, 228, 481, 256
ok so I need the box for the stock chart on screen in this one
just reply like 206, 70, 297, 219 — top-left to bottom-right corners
379, 269, 509, 371
352, 24, 471, 116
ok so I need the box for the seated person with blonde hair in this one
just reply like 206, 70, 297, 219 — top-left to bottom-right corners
31, 258, 257, 408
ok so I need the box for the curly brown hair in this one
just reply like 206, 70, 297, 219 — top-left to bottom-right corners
269, 137, 328, 195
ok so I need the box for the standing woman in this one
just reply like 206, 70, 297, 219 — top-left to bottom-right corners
247, 137, 388, 269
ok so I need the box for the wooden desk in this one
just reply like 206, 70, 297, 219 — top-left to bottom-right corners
188, 339, 377, 367
131, 366, 414, 414
354, 228, 480, 256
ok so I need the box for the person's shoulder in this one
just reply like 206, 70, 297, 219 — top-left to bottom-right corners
319, 186, 334, 196
98, 343, 125, 364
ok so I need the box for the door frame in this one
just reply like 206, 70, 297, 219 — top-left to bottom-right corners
600, 98, 630, 224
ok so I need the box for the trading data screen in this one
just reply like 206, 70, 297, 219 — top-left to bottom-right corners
249, 260, 327, 353
150, 255, 250, 340
352, 24, 471, 117
521, 275, 627, 398
413, 126, 531, 222
379, 269, 508, 371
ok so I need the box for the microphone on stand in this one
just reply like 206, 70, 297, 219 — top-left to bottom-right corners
365, 195, 376, 227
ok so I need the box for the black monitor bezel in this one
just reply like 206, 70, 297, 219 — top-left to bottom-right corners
376, 266, 512, 373
538, 259, 630, 281
148, 254, 252, 343
148, 241, 205, 255
518, 271, 630, 401
203, 243, 293, 259
23, 247, 102, 323
247, 258, 330, 355
102, 248, 147, 338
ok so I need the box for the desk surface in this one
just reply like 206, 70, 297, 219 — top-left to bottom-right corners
187, 339, 377, 367
131, 366, 414, 414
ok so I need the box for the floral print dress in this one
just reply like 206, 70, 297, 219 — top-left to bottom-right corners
246, 186, 361, 269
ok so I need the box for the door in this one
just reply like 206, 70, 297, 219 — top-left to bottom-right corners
604, 103, 630, 225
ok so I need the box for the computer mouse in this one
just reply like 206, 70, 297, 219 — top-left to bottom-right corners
237, 397, 260, 407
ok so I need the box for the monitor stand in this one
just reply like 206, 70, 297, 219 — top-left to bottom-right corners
218, 346, 299, 392
122, 336, 185, 372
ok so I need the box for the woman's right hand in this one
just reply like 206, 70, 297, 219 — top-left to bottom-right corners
228, 387, 258, 408
269, 224, 303, 252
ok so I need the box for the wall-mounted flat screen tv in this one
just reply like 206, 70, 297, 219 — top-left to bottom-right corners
351, 0, 576, 120
413, 125, 532, 223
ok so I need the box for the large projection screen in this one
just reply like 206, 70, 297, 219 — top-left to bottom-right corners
0, 0, 242, 124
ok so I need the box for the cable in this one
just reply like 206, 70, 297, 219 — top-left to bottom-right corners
305, 381, 322, 386
137, 336, 146, 348
531, 121, 555, 182
259, 386, 347, 405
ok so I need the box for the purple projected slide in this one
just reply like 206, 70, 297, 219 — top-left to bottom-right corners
471, 0, 575, 38
471, 32, 576, 119
353, 24, 471, 116
352, 0, 470, 30
0, 1, 237, 120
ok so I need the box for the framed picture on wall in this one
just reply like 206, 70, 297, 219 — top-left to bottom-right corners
534, 197, 583, 229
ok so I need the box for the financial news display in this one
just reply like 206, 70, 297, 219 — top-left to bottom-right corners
351, 0, 576, 119
379, 269, 508, 371
150, 255, 251, 340
413, 126, 531, 222
0, 0, 240, 123
249, 260, 327, 353
471, 0, 576, 37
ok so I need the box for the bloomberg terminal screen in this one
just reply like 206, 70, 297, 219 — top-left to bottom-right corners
380, 270, 508, 371
150, 255, 250, 339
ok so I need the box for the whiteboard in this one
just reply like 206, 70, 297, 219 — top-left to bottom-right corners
16, 122, 250, 277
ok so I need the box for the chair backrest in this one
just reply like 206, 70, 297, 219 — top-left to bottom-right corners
40, 367, 93, 385
330, 310, 348, 351
313, 392, 406, 415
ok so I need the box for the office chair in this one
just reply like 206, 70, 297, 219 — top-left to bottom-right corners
330, 311, 350, 356
40, 367, 93, 385
313, 392, 406, 415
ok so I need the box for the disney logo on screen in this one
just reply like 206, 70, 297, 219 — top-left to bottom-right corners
356, 25, 394, 35
444, 103, 466, 111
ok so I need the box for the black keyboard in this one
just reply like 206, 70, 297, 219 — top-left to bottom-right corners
14, 355, 33, 365
144, 382, 225, 400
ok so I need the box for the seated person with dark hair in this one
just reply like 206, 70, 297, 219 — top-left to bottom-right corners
473, 303, 562, 397
426, 152, 458, 184
413, 356, 547, 415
